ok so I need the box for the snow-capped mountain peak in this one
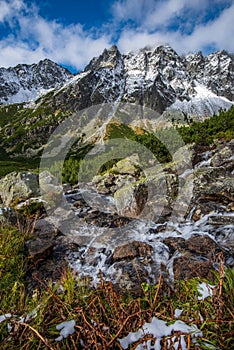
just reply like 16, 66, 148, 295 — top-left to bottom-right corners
0, 59, 73, 105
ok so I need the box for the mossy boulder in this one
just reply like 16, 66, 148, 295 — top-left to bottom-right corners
39, 170, 62, 194
0, 171, 39, 207
114, 171, 179, 219
111, 154, 142, 176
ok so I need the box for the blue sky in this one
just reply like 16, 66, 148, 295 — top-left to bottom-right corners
0, 0, 233, 71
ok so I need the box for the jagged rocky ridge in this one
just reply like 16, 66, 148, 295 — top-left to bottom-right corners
0, 59, 72, 105
28, 45, 234, 116
0, 45, 233, 116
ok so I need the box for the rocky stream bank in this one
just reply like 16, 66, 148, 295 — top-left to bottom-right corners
0, 139, 233, 293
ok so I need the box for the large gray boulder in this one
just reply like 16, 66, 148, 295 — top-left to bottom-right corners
0, 171, 39, 207
114, 181, 147, 218
114, 171, 178, 219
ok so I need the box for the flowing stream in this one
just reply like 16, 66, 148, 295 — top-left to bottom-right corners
62, 150, 234, 286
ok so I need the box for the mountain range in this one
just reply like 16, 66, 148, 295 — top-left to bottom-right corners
0, 45, 233, 117
0, 44, 233, 159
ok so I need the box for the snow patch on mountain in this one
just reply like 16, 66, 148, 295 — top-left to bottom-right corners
167, 82, 233, 118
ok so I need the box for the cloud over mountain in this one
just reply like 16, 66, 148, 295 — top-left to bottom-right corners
0, 0, 233, 70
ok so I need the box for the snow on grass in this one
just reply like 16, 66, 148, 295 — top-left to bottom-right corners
197, 282, 214, 300
18, 309, 38, 323
174, 309, 183, 318
0, 314, 11, 323
119, 317, 202, 350
55, 320, 76, 342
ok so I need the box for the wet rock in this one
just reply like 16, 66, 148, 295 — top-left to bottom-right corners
192, 144, 215, 166
193, 167, 234, 203
84, 210, 131, 228
0, 171, 39, 207
173, 143, 196, 174
208, 215, 234, 226
114, 171, 179, 219
143, 195, 172, 222
26, 239, 54, 265
163, 237, 187, 257
148, 223, 167, 234
113, 260, 154, 293
226, 202, 234, 212
191, 201, 224, 221
173, 257, 215, 281
164, 234, 222, 259
210, 145, 233, 168
33, 218, 58, 238
113, 241, 153, 261
147, 173, 178, 198
186, 234, 222, 258
46, 207, 77, 234
143, 172, 178, 221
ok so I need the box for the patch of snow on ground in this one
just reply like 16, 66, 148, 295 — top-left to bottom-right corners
119, 317, 202, 350
197, 282, 215, 300
0, 314, 11, 323
174, 309, 183, 318
18, 309, 38, 323
55, 320, 76, 341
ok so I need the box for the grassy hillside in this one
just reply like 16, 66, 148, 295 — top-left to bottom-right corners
0, 105, 233, 182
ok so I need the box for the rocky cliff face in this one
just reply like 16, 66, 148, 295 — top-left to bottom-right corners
0, 59, 72, 105
184, 50, 234, 101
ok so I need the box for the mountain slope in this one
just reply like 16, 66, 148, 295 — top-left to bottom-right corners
0, 59, 73, 105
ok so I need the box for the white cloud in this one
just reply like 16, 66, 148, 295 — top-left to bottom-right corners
115, 0, 234, 54
112, 0, 234, 32
111, 0, 156, 23
0, 0, 233, 70
181, 3, 234, 52
143, 0, 207, 29
0, 0, 111, 69
0, 0, 25, 23
117, 29, 179, 53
